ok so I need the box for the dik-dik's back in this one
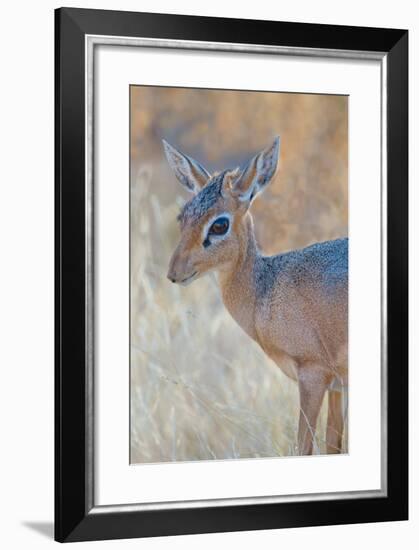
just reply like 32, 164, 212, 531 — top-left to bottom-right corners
253, 238, 348, 379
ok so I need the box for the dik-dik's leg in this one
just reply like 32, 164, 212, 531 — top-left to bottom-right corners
297, 365, 330, 455
326, 390, 344, 454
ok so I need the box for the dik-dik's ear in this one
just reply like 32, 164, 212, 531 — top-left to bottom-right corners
162, 140, 210, 194
229, 137, 280, 203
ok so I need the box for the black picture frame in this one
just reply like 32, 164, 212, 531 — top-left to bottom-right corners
55, 7, 408, 543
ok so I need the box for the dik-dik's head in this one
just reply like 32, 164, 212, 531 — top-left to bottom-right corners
163, 137, 280, 285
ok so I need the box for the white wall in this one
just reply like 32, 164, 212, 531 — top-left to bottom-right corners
0, 1, 416, 548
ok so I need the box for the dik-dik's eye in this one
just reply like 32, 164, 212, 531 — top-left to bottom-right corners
203, 216, 230, 248
209, 217, 229, 236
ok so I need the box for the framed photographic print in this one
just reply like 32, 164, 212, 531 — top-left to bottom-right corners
55, 7, 408, 542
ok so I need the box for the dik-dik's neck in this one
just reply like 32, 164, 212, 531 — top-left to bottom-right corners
217, 214, 261, 340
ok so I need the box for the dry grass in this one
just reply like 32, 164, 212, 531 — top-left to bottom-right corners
130, 87, 348, 464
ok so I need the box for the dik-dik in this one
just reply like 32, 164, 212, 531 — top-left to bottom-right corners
163, 137, 348, 455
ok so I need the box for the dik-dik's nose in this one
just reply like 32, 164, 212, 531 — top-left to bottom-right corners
167, 267, 177, 283
167, 245, 188, 283
167, 260, 180, 283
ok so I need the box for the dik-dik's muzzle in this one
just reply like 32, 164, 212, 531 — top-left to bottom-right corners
167, 245, 197, 285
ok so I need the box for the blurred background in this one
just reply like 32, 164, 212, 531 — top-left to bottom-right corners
130, 85, 348, 463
